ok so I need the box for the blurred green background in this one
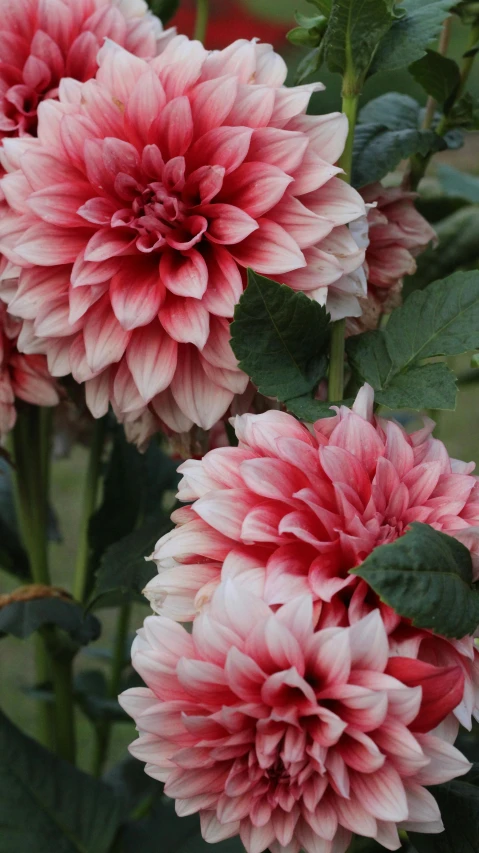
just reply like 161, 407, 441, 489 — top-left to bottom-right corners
1, 0, 479, 776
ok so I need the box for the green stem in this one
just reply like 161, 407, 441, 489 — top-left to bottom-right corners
92, 602, 131, 777
73, 417, 106, 604
194, 0, 209, 43
44, 628, 77, 764
328, 91, 358, 402
12, 406, 77, 763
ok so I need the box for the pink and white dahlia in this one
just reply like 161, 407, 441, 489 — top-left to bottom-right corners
0, 36, 367, 432
350, 183, 436, 332
0, 0, 172, 139
120, 585, 470, 853
146, 383, 479, 723
0, 301, 59, 435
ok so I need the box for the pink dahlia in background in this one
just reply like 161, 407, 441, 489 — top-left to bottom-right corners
120, 586, 470, 853
0, 301, 59, 435
0, 0, 172, 140
0, 36, 367, 432
146, 383, 479, 724
350, 183, 436, 332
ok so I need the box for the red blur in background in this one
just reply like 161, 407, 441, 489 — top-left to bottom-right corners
171, 0, 287, 48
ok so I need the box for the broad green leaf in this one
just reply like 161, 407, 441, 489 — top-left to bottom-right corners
105, 757, 158, 814
409, 49, 461, 107
147, 0, 178, 24
0, 596, 100, 645
322, 0, 397, 83
308, 0, 332, 13
385, 270, 479, 370
376, 362, 457, 410
0, 708, 122, 853
370, 0, 456, 74
409, 778, 479, 852
404, 207, 479, 295
91, 514, 171, 606
230, 270, 330, 404
437, 164, 479, 203
352, 94, 443, 186
347, 271, 479, 410
352, 523, 479, 638
122, 796, 245, 853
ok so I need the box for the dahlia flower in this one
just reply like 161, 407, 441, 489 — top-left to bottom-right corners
0, 0, 172, 139
0, 36, 367, 432
120, 585, 470, 853
0, 301, 59, 435
350, 183, 436, 332
146, 383, 479, 724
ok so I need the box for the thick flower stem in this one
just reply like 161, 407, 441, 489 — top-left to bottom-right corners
194, 0, 209, 43
92, 601, 131, 777
73, 416, 106, 604
12, 406, 77, 763
328, 91, 358, 402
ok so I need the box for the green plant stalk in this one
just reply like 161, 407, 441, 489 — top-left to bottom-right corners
194, 0, 209, 43
11, 408, 55, 749
12, 406, 77, 763
92, 601, 132, 777
328, 90, 358, 402
73, 416, 106, 604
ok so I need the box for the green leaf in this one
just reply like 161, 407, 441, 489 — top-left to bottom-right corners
286, 396, 354, 421
287, 26, 321, 47
409, 49, 461, 107
230, 270, 330, 406
384, 270, 479, 369
0, 597, 101, 645
453, 1, 479, 25
352, 523, 479, 638
294, 45, 324, 82
322, 0, 397, 83
91, 514, 171, 606
0, 708, 122, 853
347, 271, 479, 410
405, 206, 479, 295
370, 0, 456, 74
122, 796, 245, 853
308, 0, 332, 13
105, 757, 158, 814
409, 777, 479, 852
352, 94, 443, 186
147, 0, 179, 24
376, 362, 457, 410
437, 164, 479, 203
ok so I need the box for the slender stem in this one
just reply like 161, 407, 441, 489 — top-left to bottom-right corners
44, 627, 77, 764
92, 602, 131, 777
328, 91, 358, 402
11, 408, 56, 749
194, 0, 209, 43
73, 417, 106, 604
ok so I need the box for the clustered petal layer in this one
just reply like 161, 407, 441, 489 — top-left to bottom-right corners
120, 584, 470, 853
0, 300, 59, 434
0, 0, 171, 139
350, 183, 436, 333
0, 36, 367, 432
147, 385, 479, 725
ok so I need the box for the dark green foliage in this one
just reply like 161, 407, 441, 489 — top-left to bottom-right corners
0, 597, 100, 645
353, 523, 479, 637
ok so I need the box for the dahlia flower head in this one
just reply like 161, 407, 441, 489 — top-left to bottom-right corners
0, 300, 59, 435
351, 183, 436, 333
0, 0, 172, 139
147, 384, 479, 727
0, 35, 367, 433
120, 584, 471, 853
